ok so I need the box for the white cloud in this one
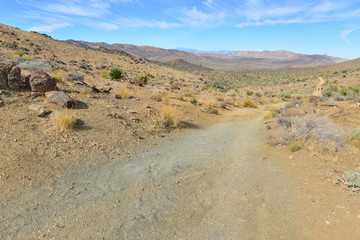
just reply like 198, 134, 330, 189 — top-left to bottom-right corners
340, 28, 358, 45
27, 23, 71, 32
96, 22, 119, 30
115, 17, 182, 29
174, 7, 226, 27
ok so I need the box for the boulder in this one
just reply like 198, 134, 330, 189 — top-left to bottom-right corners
29, 70, 57, 92
7, 66, 22, 90
28, 104, 52, 117
45, 91, 75, 108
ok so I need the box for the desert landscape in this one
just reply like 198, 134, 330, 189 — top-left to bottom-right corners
0, 19, 360, 240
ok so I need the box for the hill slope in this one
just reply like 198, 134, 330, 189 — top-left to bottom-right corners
64, 40, 347, 70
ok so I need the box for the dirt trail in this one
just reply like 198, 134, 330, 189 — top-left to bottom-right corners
1, 109, 310, 239
312, 77, 325, 96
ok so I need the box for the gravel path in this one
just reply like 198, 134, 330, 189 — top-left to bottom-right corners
1, 109, 308, 239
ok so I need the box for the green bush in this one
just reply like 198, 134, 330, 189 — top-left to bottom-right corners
323, 90, 334, 97
246, 90, 254, 96
108, 67, 124, 80
190, 98, 198, 105
340, 87, 351, 96
281, 93, 292, 98
288, 142, 302, 152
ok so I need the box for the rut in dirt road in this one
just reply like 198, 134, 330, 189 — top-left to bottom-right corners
1, 110, 308, 240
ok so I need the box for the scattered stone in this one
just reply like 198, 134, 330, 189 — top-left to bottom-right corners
29, 70, 57, 92
45, 91, 75, 108
327, 101, 338, 107
30, 92, 45, 99
0, 100, 4, 108
67, 73, 84, 82
127, 110, 138, 114
0, 90, 11, 96
28, 104, 52, 117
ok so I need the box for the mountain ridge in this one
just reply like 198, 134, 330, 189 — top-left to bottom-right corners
63, 40, 347, 70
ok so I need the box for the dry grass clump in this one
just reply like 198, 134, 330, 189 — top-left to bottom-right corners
242, 99, 258, 108
80, 87, 91, 98
159, 105, 179, 128
276, 114, 345, 151
116, 84, 130, 99
53, 111, 77, 132
204, 101, 219, 114
264, 107, 280, 120
162, 95, 170, 105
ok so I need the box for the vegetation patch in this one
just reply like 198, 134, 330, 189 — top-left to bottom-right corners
53, 111, 77, 132
242, 99, 258, 108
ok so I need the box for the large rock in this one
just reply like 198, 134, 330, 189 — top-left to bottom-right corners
7, 66, 22, 90
29, 70, 57, 92
45, 91, 75, 108
0, 63, 12, 89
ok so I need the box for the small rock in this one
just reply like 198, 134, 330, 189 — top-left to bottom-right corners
45, 91, 75, 108
127, 110, 138, 114
0, 90, 11, 96
0, 100, 4, 108
28, 104, 52, 117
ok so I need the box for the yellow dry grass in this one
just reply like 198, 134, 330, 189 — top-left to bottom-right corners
117, 84, 130, 99
53, 111, 76, 132
159, 105, 179, 127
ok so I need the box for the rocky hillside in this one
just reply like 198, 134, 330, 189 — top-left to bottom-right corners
64, 40, 347, 70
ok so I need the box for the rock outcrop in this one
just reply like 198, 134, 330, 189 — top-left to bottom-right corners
0, 63, 24, 90
29, 70, 58, 92
45, 91, 75, 108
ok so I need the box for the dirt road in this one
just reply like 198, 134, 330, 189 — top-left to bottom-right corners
1, 109, 309, 239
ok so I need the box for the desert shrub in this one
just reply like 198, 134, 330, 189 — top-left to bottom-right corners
80, 87, 91, 98
246, 90, 254, 96
15, 50, 24, 56
288, 141, 302, 152
323, 90, 334, 97
242, 99, 257, 108
276, 115, 345, 151
349, 86, 360, 95
101, 70, 109, 79
207, 86, 214, 93
139, 71, 149, 83
281, 93, 292, 98
190, 98, 198, 105
159, 105, 179, 128
109, 67, 124, 80
340, 87, 351, 96
283, 101, 302, 111
177, 96, 185, 101
334, 96, 345, 101
22, 55, 32, 61
18, 61, 52, 71
53, 111, 77, 132
162, 95, 170, 105
255, 92, 262, 97
52, 76, 62, 83
204, 101, 218, 114
116, 84, 130, 99
264, 108, 279, 120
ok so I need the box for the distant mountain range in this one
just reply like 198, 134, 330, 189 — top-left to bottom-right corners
64, 40, 347, 70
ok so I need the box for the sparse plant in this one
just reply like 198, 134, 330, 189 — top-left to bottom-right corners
207, 86, 214, 93
52, 76, 62, 83
246, 90, 254, 96
15, 50, 24, 56
281, 93, 292, 98
53, 111, 77, 132
219, 102, 227, 109
101, 70, 109, 79
190, 98, 198, 105
288, 141, 302, 152
80, 87, 91, 98
22, 55, 32, 61
116, 84, 130, 99
255, 92, 262, 97
204, 101, 218, 114
242, 99, 258, 108
162, 95, 170, 105
159, 105, 179, 128
109, 67, 124, 80
18, 61, 52, 71
276, 115, 345, 151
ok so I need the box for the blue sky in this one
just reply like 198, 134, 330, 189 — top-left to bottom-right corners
1, 0, 360, 59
